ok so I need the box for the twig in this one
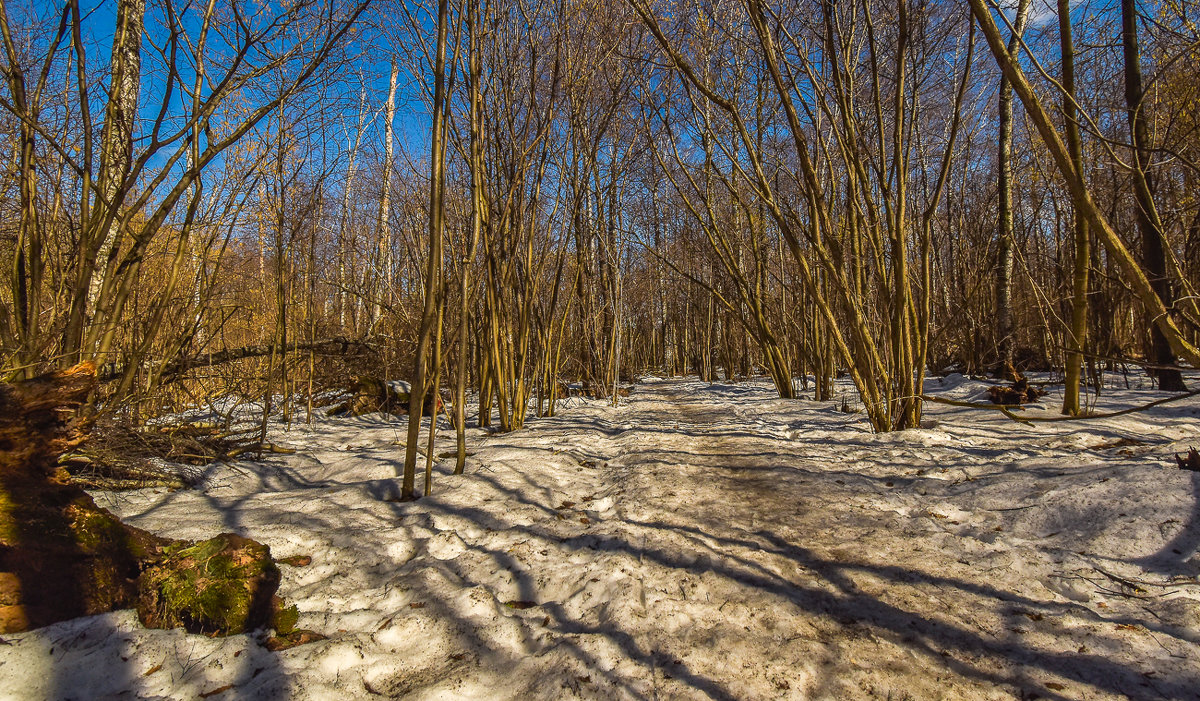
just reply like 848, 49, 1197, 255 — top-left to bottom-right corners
223, 442, 296, 459
69, 476, 185, 490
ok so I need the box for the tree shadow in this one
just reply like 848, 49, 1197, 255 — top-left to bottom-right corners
56, 378, 1200, 699
1134, 469, 1200, 576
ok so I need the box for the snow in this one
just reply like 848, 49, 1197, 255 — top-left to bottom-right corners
3, 375, 1200, 699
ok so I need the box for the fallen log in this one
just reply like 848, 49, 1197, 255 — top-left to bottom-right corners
0, 363, 302, 642
923, 387, 1200, 425
95, 336, 377, 385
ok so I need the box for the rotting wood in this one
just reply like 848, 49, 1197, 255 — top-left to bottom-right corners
0, 363, 308, 642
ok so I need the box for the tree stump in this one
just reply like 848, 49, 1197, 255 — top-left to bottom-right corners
328, 377, 442, 417
986, 377, 1045, 405
350, 377, 409, 415
0, 362, 161, 632
137, 533, 294, 635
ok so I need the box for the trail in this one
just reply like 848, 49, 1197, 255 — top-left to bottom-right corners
505, 379, 1200, 700
3, 377, 1200, 700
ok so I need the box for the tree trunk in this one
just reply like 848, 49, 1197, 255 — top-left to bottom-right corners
1060, 0, 1091, 415
401, 0, 450, 499
1121, 0, 1186, 391
995, 0, 1030, 380
966, 0, 1200, 371
372, 58, 399, 331
455, 0, 484, 475
65, 0, 145, 361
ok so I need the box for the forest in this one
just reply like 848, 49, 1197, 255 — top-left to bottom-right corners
1, 0, 1200, 698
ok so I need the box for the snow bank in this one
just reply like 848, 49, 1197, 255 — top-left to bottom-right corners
2, 375, 1199, 699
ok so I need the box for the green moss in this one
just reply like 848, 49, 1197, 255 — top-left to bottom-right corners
272, 604, 299, 635
0, 489, 16, 543
137, 534, 282, 636
68, 503, 127, 551
168, 571, 243, 625
157, 559, 251, 630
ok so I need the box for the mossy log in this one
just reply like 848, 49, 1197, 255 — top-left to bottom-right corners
0, 362, 159, 632
137, 533, 295, 635
0, 364, 300, 641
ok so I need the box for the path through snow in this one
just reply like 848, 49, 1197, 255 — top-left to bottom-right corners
2, 377, 1200, 699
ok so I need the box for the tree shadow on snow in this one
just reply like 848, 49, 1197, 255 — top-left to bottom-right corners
389, 480, 1195, 700
76, 380, 1200, 700
1134, 469, 1200, 577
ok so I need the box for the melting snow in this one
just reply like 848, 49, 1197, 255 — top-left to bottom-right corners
2, 375, 1200, 699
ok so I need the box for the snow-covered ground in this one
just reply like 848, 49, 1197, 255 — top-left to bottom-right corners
3, 374, 1200, 700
